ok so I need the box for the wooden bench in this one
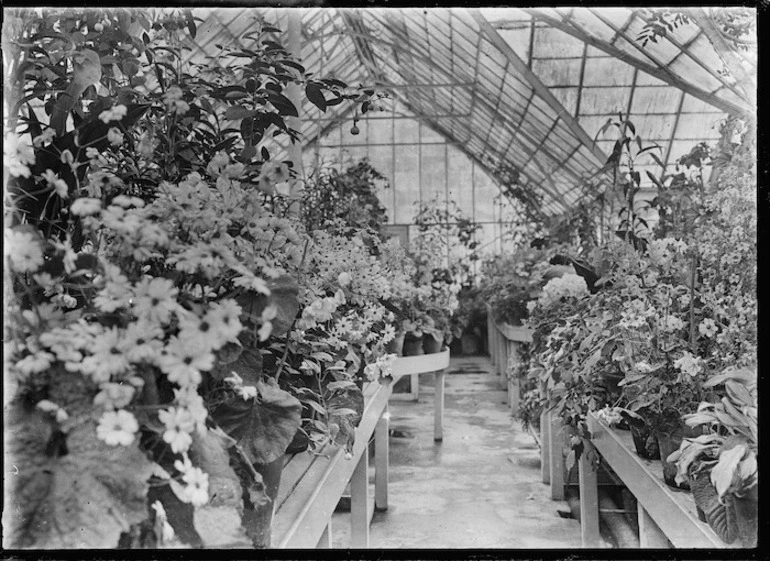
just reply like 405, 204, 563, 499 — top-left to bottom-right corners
578, 411, 736, 548
272, 380, 392, 548
390, 349, 451, 441
271, 349, 450, 548
487, 316, 533, 416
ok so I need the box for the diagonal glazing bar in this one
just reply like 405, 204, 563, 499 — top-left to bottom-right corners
468, 8, 608, 167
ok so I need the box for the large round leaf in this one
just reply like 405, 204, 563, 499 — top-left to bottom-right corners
209, 381, 301, 465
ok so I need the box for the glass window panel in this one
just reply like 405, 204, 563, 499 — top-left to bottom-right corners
394, 117, 421, 143
673, 113, 723, 140
420, 122, 446, 144
582, 56, 636, 86
680, 94, 724, 113
473, 167, 497, 222
580, 86, 631, 115
532, 58, 583, 86
367, 115, 393, 145
420, 144, 447, 208
394, 145, 421, 223
447, 144, 475, 218
499, 26, 532, 61
532, 26, 585, 58
630, 86, 683, 114
366, 145, 396, 225
550, 87, 579, 116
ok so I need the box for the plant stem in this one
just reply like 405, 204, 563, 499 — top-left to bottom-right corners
688, 254, 697, 353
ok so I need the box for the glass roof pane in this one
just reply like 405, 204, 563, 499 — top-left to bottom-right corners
582, 56, 636, 86
531, 58, 583, 86
630, 86, 684, 114
532, 26, 585, 58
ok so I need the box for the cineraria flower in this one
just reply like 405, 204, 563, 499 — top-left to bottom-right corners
98, 104, 127, 123
5, 228, 44, 273
70, 197, 103, 216
171, 464, 209, 507
337, 272, 352, 287
96, 409, 139, 446
118, 319, 164, 363
699, 318, 718, 338
41, 169, 68, 198
224, 371, 259, 400
172, 386, 208, 432
537, 274, 589, 308
158, 336, 214, 387
674, 351, 702, 378
93, 264, 133, 313
79, 326, 132, 382
662, 316, 685, 332
132, 277, 179, 324
158, 406, 196, 453
4, 132, 35, 178
107, 127, 124, 146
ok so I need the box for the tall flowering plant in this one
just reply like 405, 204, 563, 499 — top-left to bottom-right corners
3, 8, 383, 549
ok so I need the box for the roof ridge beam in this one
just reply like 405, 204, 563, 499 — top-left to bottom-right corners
468, 8, 609, 167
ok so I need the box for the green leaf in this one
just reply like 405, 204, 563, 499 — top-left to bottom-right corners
4, 402, 153, 548
189, 428, 242, 511
305, 82, 326, 112
210, 381, 302, 465
711, 445, 745, 499
226, 105, 257, 121
265, 91, 298, 118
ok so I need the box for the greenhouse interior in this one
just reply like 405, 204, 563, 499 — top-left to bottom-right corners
2, 5, 758, 551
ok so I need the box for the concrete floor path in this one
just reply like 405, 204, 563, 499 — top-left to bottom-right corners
331, 355, 583, 548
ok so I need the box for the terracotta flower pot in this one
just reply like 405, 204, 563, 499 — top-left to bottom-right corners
402, 332, 424, 356
655, 424, 700, 490
422, 332, 442, 354
629, 422, 660, 460
385, 330, 405, 356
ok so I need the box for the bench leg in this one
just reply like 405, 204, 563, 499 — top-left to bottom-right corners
374, 408, 389, 511
317, 521, 332, 548
579, 440, 600, 547
550, 414, 565, 500
351, 444, 370, 548
638, 505, 669, 547
434, 370, 445, 442
410, 373, 419, 401
541, 409, 551, 484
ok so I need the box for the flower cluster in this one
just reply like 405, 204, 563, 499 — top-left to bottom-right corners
537, 273, 589, 308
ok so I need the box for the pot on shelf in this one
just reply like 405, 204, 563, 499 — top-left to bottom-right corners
385, 330, 406, 356
422, 332, 443, 354
402, 332, 424, 357
629, 421, 660, 460
655, 423, 700, 490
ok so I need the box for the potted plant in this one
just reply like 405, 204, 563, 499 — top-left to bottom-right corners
668, 367, 757, 546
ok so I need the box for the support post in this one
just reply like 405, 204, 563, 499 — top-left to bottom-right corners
434, 370, 445, 442
317, 521, 332, 548
550, 414, 565, 500
541, 408, 551, 484
410, 373, 419, 400
488, 315, 497, 365
579, 441, 601, 548
374, 408, 389, 511
638, 505, 669, 548
350, 444, 370, 548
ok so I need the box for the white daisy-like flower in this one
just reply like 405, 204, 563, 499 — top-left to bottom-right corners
158, 406, 196, 454
36, 399, 69, 423
172, 386, 207, 432
170, 463, 209, 506
96, 409, 139, 446
98, 104, 127, 123
119, 319, 164, 363
93, 266, 133, 313
132, 277, 179, 325
5, 228, 44, 273
158, 336, 213, 387
4, 132, 35, 178
15, 352, 56, 376
79, 326, 133, 383
70, 197, 103, 216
